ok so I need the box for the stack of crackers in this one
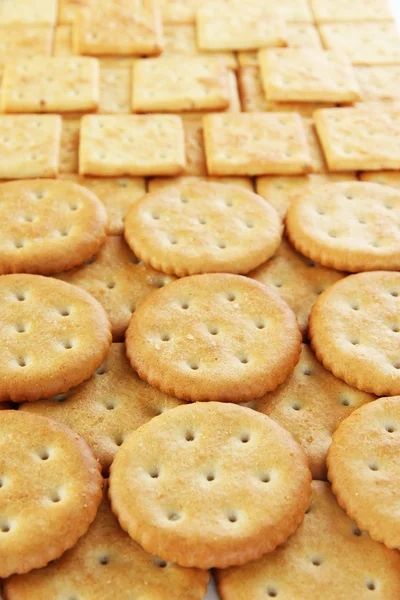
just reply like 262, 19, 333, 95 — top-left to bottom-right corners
1, 0, 400, 598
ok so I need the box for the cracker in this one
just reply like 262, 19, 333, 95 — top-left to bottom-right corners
255, 344, 374, 479
314, 105, 400, 171
126, 273, 301, 402
1, 57, 99, 114
309, 271, 400, 396
0, 25, 53, 68
4, 485, 209, 599
99, 57, 135, 68
237, 52, 259, 68
58, 236, 176, 340
0, 274, 111, 401
98, 66, 131, 114
0, 115, 61, 179
225, 70, 241, 112
311, 0, 393, 22
124, 181, 282, 277
328, 396, 400, 550
60, 174, 146, 235
319, 22, 400, 66
58, 0, 94, 24
216, 480, 400, 600
196, 3, 287, 52
0, 411, 102, 578
0, 179, 107, 275
74, 1, 162, 57
132, 56, 230, 113
160, 0, 197, 23
260, 48, 361, 103
303, 118, 327, 172
0, 0, 58, 25
286, 181, 400, 272
110, 402, 311, 568
255, 173, 357, 220
53, 25, 73, 56
287, 22, 323, 47
60, 117, 80, 173
163, 24, 237, 70
354, 66, 400, 102
79, 115, 186, 177
148, 175, 253, 193
21, 343, 183, 471
274, 0, 314, 22
203, 112, 313, 176
250, 237, 343, 337
181, 117, 207, 176
360, 171, 400, 188
238, 67, 334, 114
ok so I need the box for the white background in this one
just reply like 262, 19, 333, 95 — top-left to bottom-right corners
205, 2, 400, 598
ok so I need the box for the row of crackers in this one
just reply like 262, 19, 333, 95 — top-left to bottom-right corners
1, 106, 400, 182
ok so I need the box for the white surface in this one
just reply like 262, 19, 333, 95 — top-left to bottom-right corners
204, 3, 400, 599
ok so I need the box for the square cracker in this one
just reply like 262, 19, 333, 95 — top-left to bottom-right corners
148, 175, 253, 193
0, 115, 61, 179
79, 114, 186, 177
0, 0, 58, 25
196, 2, 287, 52
132, 56, 230, 113
314, 105, 400, 171
359, 171, 400, 189
238, 67, 334, 115
310, 0, 393, 22
260, 48, 360, 103
1, 58, 100, 114
238, 24, 322, 68
98, 67, 131, 114
74, 0, 162, 57
354, 66, 400, 102
0, 25, 53, 68
163, 25, 237, 70
203, 112, 313, 176
319, 22, 400, 66
256, 173, 357, 220
60, 118, 81, 174
53, 25, 73, 56
60, 174, 146, 234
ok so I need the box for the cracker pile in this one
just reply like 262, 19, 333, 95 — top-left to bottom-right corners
1, 0, 400, 598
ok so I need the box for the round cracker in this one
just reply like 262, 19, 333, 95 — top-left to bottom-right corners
0, 410, 103, 578
250, 237, 343, 337
0, 274, 111, 402
309, 271, 400, 396
216, 480, 400, 600
21, 343, 185, 472
0, 179, 107, 275
124, 182, 282, 276
109, 402, 311, 569
328, 396, 400, 550
125, 273, 302, 402
4, 485, 209, 600
286, 181, 400, 272
58, 236, 176, 341
255, 344, 375, 479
